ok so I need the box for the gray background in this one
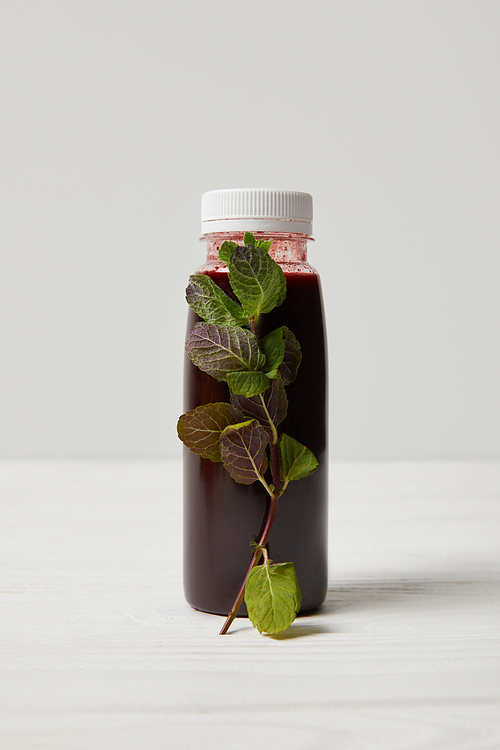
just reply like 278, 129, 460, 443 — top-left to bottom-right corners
1, 1, 498, 459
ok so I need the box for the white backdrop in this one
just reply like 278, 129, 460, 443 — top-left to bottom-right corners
1, 1, 498, 459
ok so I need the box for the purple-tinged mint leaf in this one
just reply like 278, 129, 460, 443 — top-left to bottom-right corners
220, 419, 269, 484
279, 327, 302, 385
177, 402, 245, 462
230, 375, 288, 435
185, 274, 247, 326
185, 322, 266, 381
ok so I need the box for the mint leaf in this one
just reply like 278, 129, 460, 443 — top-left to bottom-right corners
255, 239, 273, 253
186, 274, 247, 326
185, 322, 266, 381
279, 433, 318, 482
244, 561, 301, 634
231, 375, 288, 433
219, 240, 238, 265
279, 327, 302, 385
220, 419, 269, 484
227, 371, 270, 397
177, 403, 244, 462
229, 246, 286, 319
260, 327, 286, 376
243, 231, 256, 246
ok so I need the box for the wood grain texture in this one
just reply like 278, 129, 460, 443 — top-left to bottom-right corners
1, 460, 499, 749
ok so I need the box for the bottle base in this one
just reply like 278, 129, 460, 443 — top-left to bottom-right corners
187, 601, 325, 620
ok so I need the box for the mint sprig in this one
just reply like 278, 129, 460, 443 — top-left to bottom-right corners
178, 234, 318, 636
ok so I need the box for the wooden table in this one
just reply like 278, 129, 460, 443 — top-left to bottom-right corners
1, 460, 499, 749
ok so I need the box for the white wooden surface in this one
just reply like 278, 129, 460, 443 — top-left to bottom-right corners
1, 460, 499, 749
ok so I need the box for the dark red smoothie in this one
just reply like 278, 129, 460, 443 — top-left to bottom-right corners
183, 267, 328, 616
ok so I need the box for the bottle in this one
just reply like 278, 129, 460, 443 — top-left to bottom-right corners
183, 188, 328, 617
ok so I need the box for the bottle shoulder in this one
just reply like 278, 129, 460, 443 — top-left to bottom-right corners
194, 259, 320, 276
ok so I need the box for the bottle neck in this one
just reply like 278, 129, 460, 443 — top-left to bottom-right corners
203, 232, 311, 264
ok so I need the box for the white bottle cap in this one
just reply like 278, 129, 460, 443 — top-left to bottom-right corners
201, 188, 313, 235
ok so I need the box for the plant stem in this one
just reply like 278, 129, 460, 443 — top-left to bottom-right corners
269, 431, 281, 481
259, 393, 278, 444
219, 440, 281, 635
219, 493, 278, 635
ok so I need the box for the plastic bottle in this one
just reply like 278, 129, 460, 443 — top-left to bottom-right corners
183, 188, 328, 616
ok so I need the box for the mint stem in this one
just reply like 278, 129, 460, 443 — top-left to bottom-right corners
219, 439, 281, 635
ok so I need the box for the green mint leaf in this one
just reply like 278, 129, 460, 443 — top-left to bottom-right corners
243, 231, 256, 246
279, 327, 302, 385
244, 561, 301, 634
279, 433, 319, 482
254, 239, 273, 253
227, 371, 270, 397
231, 374, 288, 433
260, 326, 286, 375
186, 274, 247, 326
229, 246, 286, 319
185, 322, 266, 381
219, 240, 239, 265
177, 403, 244, 462
220, 419, 269, 484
